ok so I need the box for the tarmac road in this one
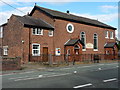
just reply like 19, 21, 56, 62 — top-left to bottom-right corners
1, 62, 119, 88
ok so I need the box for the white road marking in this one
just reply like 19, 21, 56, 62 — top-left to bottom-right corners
14, 73, 71, 81
47, 73, 71, 78
14, 77, 40, 81
103, 78, 117, 83
9, 76, 29, 80
73, 83, 92, 88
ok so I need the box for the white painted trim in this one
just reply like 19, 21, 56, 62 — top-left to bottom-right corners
82, 49, 86, 51
64, 39, 70, 45
93, 33, 98, 51
48, 30, 53, 37
66, 23, 74, 33
32, 28, 43, 35
0, 27, 3, 38
3, 46, 8, 55
80, 31, 86, 50
105, 31, 109, 39
110, 31, 114, 39
32, 43, 40, 56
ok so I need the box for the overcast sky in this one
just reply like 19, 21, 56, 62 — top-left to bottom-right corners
0, 1, 119, 40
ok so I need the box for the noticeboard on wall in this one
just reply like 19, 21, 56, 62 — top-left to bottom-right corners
56, 48, 61, 56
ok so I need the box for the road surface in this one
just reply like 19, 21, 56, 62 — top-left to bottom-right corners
1, 62, 119, 88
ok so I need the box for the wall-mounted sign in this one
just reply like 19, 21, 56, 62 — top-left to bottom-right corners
86, 43, 93, 49
56, 48, 61, 55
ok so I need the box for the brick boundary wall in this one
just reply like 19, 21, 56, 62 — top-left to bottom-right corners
2, 57, 21, 71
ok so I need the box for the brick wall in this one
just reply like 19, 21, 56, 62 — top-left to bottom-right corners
53, 19, 116, 54
2, 15, 23, 61
2, 57, 21, 71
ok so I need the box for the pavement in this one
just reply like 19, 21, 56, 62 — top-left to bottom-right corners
1, 61, 120, 88
0, 60, 118, 75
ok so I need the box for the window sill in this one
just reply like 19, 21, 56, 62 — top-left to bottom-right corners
93, 49, 98, 51
110, 38, 114, 39
105, 37, 109, 39
82, 49, 86, 51
32, 54, 40, 56
32, 34, 43, 36
49, 35, 53, 37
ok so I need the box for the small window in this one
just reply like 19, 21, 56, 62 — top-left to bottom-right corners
3, 46, 8, 55
32, 44, 40, 56
0, 27, 3, 38
80, 32, 86, 51
110, 31, 114, 39
32, 28, 43, 35
93, 33, 98, 51
105, 31, 108, 38
48, 30, 53, 37
67, 49, 70, 55
66, 23, 74, 33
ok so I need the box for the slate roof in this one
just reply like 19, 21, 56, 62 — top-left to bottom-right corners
30, 5, 116, 30
104, 42, 117, 48
14, 15, 54, 30
65, 39, 84, 46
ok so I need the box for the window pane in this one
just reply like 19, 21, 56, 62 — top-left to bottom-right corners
81, 32, 86, 49
33, 45, 39, 49
94, 34, 98, 49
37, 29, 41, 34
32, 28, 36, 34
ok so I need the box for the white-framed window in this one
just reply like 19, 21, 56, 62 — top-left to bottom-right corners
80, 32, 86, 51
32, 28, 43, 35
55, 48, 61, 56
67, 49, 70, 55
32, 44, 40, 56
93, 33, 98, 51
0, 27, 3, 38
105, 31, 108, 38
3, 46, 8, 55
66, 23, 74, 33
110, 31, 114, 39
48, 30, 53, 37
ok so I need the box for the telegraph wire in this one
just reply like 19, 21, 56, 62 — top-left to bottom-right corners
0, 0, 26, 14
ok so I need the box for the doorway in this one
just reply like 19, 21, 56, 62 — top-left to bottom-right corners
74, 45, 80, 55
43, 47, 48, 62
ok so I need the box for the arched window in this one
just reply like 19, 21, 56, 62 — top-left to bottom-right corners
80, 32, 86, 50
74, 45, 79, 49
93, 33, 98, 50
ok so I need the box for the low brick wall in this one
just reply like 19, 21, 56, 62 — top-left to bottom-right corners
2, 57, 21, 71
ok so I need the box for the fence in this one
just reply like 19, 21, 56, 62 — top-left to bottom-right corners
1, 57, 21, 71
30, 54, 120, 65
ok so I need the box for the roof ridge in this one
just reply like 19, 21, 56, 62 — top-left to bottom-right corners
36, 5, 103, 23
27, 5, 116, 30
23, 15, 54, 28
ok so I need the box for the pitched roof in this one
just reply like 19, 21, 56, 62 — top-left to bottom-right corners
14, 15, 54, 30
64, 38, 84, 46
104, 42, 117, 48
30, 5, 116, 30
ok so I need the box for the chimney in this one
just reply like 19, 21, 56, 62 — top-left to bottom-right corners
67, 10, 70, 14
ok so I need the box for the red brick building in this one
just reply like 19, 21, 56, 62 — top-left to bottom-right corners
1, 5, 118, 63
